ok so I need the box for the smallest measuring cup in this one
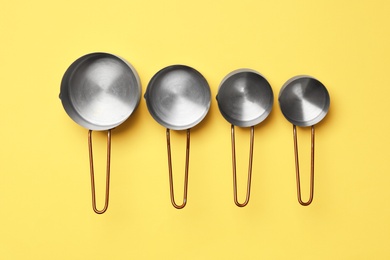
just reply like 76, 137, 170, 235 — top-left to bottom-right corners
278, 75, 330, 206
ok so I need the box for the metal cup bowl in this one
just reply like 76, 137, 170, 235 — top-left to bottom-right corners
216, 69, 274, 127
278, 76, 330, 127
60, 52, 141, 130
144, 65, 211, 130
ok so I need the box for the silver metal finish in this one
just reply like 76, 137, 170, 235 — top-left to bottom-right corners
144, 65, 211, 130
216, 69, 274, 127
278, 75, 330, 127
60, 52, 141, 130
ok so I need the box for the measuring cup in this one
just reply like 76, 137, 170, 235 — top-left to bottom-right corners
144, 65, 211, 209
216, 69, 273, 207
60, 52, 141, 214
278, 75, 330, 206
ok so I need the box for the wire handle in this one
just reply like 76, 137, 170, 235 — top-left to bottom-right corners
166, 128, 190, 209
88, 130, 111, 214
231, 125, 254, 207
293, 125, 315, 206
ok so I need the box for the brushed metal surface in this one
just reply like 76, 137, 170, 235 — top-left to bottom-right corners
60, 53, 141, 130
278, 76, 330, 127
145, 65, 211, 130
216, 69, 274, 127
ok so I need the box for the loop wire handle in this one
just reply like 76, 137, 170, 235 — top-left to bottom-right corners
293, 125, 315, 206
88, 130, 111, 214
166, 129, 190, 209
231, 125, 254, 207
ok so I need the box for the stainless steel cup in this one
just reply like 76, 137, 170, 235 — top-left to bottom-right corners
144, 65, 211, 209
60, 52, 141, 213
278, 75, 330, 206
217, 69, 273, 207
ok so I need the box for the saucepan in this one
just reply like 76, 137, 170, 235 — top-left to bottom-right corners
60, 52, 141, 214
144, 65, 211, 209
278, 75, 330, 206
216, 69, 273, 207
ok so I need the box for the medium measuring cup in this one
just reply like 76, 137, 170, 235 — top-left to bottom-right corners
278, 75, 330, 206
216, 69, 273, 207
144, 65, 211, 209
60, 52, 141, 214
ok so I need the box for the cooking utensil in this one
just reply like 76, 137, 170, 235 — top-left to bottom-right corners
60, 52, 141, 214
144, 65, 210, 209
278, 75, 330, 206
216, 69, 273, 207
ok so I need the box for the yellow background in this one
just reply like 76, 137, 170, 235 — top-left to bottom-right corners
1, 0, 389, 259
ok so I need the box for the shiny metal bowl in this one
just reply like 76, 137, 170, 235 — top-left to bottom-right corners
60, 52, 141, 130
216, 69, 274, 127
144, 65, 211, 130
278, 75, 330, 127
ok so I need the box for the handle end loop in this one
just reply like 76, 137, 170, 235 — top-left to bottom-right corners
166, 128, 190, 209
88, 129, 111, 214
293, 125, 315, 206
231, 125, 254, 207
